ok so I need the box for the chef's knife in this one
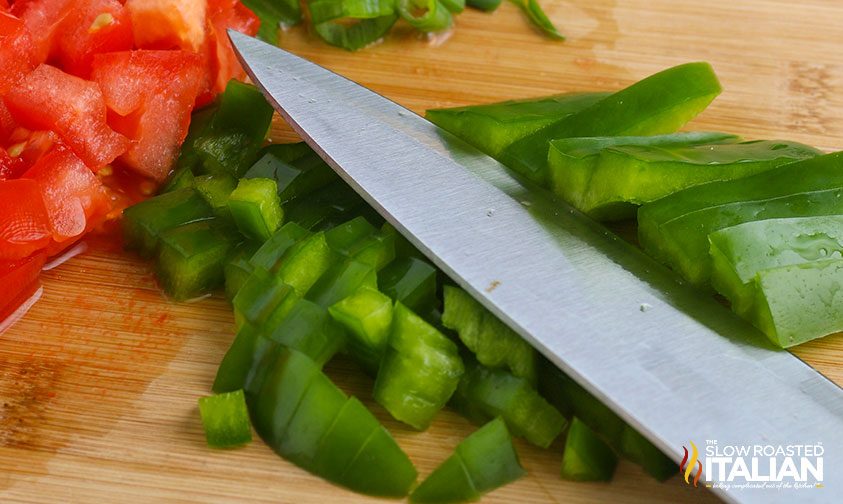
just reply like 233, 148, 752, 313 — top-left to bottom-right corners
229, 31, 843, 503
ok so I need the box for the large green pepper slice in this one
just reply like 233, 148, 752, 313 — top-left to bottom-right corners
426, 92, 609, 158
639, 151, 843, 286
500, 62, 722, 184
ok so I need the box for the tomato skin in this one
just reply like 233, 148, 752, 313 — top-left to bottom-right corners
11, 0, 78, 65
0, 178, 52, 260
54, 0, 134, 78
3, 64, 130, 170
0, 11, 36, 95
22, 147, 110, 242
92, 50, 205, 181
0, 251, 46, 322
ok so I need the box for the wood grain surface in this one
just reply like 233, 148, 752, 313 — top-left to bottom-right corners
3, 1, 843, 502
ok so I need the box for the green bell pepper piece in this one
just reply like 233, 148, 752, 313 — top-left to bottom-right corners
160, 165, 195, 193
155, 219, 236, 300
276, 232, 335, 296
285, 180, 367, 230
374, 303, 464, 430
338, 425, 418, 497
194, 173, 238, 216
550, 136, 819, 221
426, 92, 608, 158
500, 62, 722, 184
328, 287, 394, 374
248, 222, 310, 271
710, 216, 843, 347
123, 188, 213, 257
240, 0, 303, 45
193, 81, 274, 177
326, 217, 396, 270
262, 299, 347, 365
466, 0, 501, 10
639, 151, 843, 286
244, 149, 338, 203
173, 102, 219, 175
232, 266, 298, 329
228, 178, 284, 241
451, 357, 564, 448
325, 216, 378, 252
308, 260, 378, 307
618, 426, 675, 481
442, 285, 537, 383
411, 417, 525, 503
378, 257, 438, 316
198, 389, 252, 448
224, 241, 260, 301
214, 323, 261, 393
560, 417, 617, 481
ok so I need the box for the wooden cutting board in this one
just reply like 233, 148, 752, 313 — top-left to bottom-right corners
3, 1, 843, 502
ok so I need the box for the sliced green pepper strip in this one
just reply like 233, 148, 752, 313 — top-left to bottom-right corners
261, 142, 314, 164
285, 180, 367, 230
249, 222, 311, 271
411, 418, 524, 503
194, 173, 238, 217
710, 216, 843, 347
224, 241, 260, 301
156, 219, 236, 300
442, 286, 537, 383
308, 259, 378, 307
310, 0, 398, 51
214, 323, 261, 393
560, 418, 618, 481
426, 92, 608, 158
374, 303, 464, 430
263, 299, 347, 365
439, 0, 465, 12
244, 149, 338, 203
241, 0, 302, 45
174, 103, 218, 175
228, 178, 284, 242
276, 232, 335, 296
325, 216, 377, 253
451, 357, 564, 448
466, 0, 501, 11
232, 266, 297, 328
501, 62, 722, 184
398, 0, 453, 32
509, 0, 564, 41
638, 151, 843, 286
378, 257, 438, 316
329, 287, 394, 374
160, 165, 195, 193
123, 188, 213, 258
198, 390, 253, 448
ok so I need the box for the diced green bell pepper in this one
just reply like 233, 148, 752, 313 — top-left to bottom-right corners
232, 266, 298, 329
378, 257, 438, 316
123, 188, 213, 257
214, 323, 261, 393
198, 389, 252, 448
245, 148, 338, 203
426, 92, 608, 158
411, 418, 525, 503
194, 173, 238, 215
442, 286, 537, 383
374, 303, 464, 430
224, 241, 261, 301
328, 287, 394, 374
160, 165, 195, 193
156, 219, 236, 300
228, 177, 284, 241
710, 216, 843, 347
560, 417, 617, 481
326, 217, 396, 270
285, 180, 367, 230
639, 151, 843, 286
500, 62, 722, 184
193, 81, 274, 177
549, 136, 819, 221
262, 298, 347, 365
308, 260, 378, 308
451, 357, 564, 448
249, 222, 310, 271
251, 349, 417, 496
275, 232, 335, 296
173, 102, 219, 175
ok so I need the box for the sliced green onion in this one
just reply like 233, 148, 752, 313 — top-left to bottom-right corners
397, 0, 453, 32
241, 0, 304, 45
466, 0, 501, 11
439, 0, 465, 14
310, 0, 399, 51
509, 0, 564, 40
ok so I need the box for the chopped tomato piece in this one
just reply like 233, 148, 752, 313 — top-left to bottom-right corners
204, 0, 260, 96
126, 0, 207, 52
3, 64, 130, 169
0, 178, 52, 260
0, 251, 46, 322
92, 50, 205, 181
23, 147, 110, 242
0, 11, 36, 94
9, 130, 60, 174
0, 0, 9, 11
11, 0, 78, 64
0, 146, 26, 180
54, 0, 133, 78
0, 101, 15, 142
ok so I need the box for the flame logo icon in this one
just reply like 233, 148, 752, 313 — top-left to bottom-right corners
679, 441, 703, 487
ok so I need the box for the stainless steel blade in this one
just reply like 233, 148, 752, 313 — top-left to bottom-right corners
230, 31, 843, 503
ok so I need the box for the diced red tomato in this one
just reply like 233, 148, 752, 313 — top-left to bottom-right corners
23, 147, 110, 242
0, 146, 26, 179
11, 0, 79, 65
126, 0, 207, 52
0, 100, 15, 142
0, 178, 52, 260
4, 64, 130, 170
0, 0, 9, 12
0, 251, 46, 322
92, 50, 205, 181
0, 11, 36, 95
8, 130, 60, 174
204, 0, 259, 96
54, 0, 133, 78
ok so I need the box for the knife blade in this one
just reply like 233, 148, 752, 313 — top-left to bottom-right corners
229, 31, 843, 503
